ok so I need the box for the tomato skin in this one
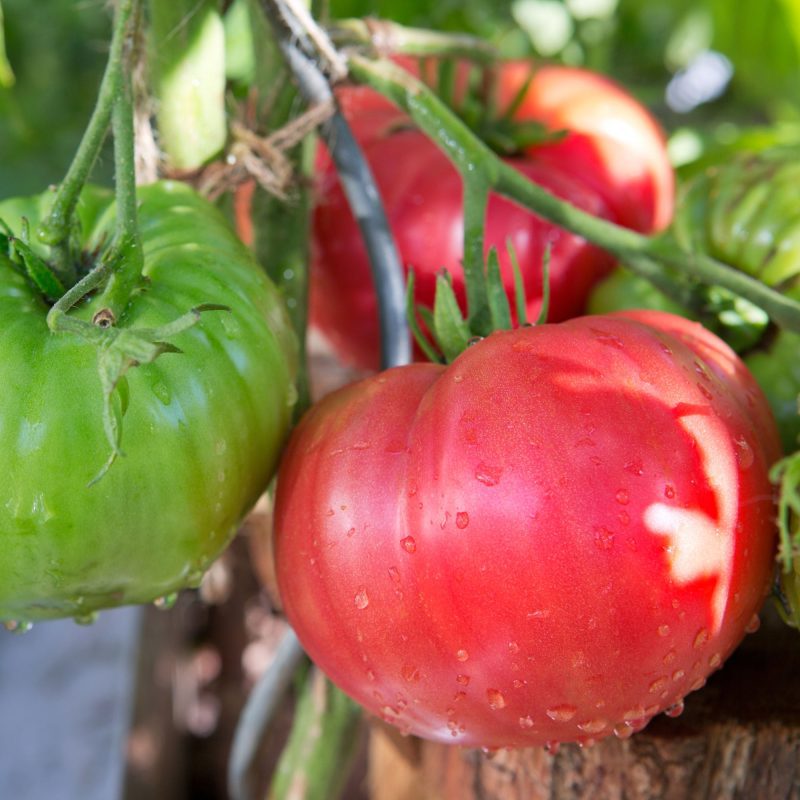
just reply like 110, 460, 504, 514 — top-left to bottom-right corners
312, 128, 615, 370
274, 313, 776, 748
310, 60, 673, 370
496, 62, 674, 234
0, 181, 297, 623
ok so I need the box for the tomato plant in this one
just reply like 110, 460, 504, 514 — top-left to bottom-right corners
0, 181, 297, 625
273, 311, 777, 748
309, 60, 674, 369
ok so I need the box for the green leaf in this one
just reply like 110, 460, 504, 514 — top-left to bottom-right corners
432, 272, 472, 362
147, 0, 227, 170
485, 246, 512, 331
0, 1, 15, 88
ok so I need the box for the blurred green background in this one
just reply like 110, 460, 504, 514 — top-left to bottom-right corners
1, 0, 799, 200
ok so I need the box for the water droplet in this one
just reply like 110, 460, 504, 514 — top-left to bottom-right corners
346, 527, 357, 538
649, 676, 669, 694
4, 620, 32, 634
154, 593, 178, 610
594, 526, 615, 550
615, 489, 630, 505
455, 511, 470, 529
519, 715, 535, 729
74, 611, 98, 626
401, 664, 421, 683
544, 740, 560, 755
734, 435, 754, 468
578, 719, 607, 734
614, 723, 635, 739
513, 679, 527, 689
456, 649, 469, 662
487, 689, 506, 710
745, 614, 761, 634
693, 628, 709, 649
590, 328, 625, 349
658, 624, 671, 637
672, 669, 685, 682
689, 676, 706, 692
663, 648, 677, 665
400, 536, 416, 553
508, 641, 520, 654
623, 705, 646, 722
354, 587, 369, 609
617, 510, 630, 526
388, 566, 400, 583
475, 463, 502, 486
664, 700, 685, 718
456, 674, 470, 686
708, 652, 722, 669
624, 459, 644, 476
453, 374, 464, 384
546, 704, 577, 722
664, 484, 676, 499
659, 343, 673, 356
152, 381, 171, 405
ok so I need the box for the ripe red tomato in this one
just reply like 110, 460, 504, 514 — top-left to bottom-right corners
312, 128, 614, 369
310, 60, 674, 369
273, 312, 777, 749
495, 63, 675, 234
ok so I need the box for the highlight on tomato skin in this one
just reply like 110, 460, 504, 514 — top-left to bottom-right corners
271, 312, 778, 749
308, 58, 675, 371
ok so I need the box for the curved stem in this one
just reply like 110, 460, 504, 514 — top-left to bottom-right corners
36, 0, 139, 284
347, 53, 800, 335
94, 23, 144, 326
328, 17, 497, 61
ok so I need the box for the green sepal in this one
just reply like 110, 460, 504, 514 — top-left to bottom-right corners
52, 303, 229, 485
405, 271, 443, 363
432, 272, 472, 362
508, 240, 529, 326
533, 243, 550, 326
485, 247, 512, 331
0, 220, 67, 301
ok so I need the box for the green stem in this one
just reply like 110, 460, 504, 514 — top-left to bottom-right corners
94, 35, 144, 326
328, 17, 497, 61
462, 172, 490, 332
36, 0, 138, 284
347, 54, 800, 335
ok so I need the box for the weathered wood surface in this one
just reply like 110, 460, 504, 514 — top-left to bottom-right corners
371, 607, 800, 800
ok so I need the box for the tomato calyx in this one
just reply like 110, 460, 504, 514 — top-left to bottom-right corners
48, 298, 229, 485
417, 58, 566, 159
409, 244, 549, 364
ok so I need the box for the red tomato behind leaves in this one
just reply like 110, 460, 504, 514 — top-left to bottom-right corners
310, 61, 674, 370
273, 312, 777, 748
312, 129, 614, 369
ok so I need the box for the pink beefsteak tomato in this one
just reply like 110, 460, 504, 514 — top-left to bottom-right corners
273, 311, 778, 749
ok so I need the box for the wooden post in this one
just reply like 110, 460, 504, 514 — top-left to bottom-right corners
370, 607, 800, 799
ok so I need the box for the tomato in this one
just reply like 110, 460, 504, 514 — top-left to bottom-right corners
312, 128, 614, 369
272, 312, 777, 748
0, 181, 297, 625
310, 60, 674, 370
495, 63, 674, 234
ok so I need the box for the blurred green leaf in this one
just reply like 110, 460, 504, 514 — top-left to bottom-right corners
0, 2, 15, 88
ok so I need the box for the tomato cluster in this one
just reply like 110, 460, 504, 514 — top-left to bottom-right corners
272, 310, 778, 748
310, 59, 675, 369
